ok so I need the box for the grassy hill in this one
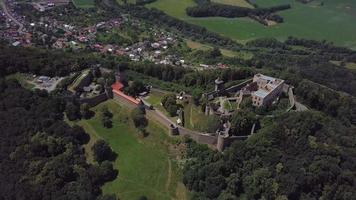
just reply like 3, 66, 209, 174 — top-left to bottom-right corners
71, 100, 189, 200
146, 0, 356, 49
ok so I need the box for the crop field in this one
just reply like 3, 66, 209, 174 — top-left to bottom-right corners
211, 0, 254, 8
72, 100, 188, 200
72, 0, 95, 8
147, 0, 356, 48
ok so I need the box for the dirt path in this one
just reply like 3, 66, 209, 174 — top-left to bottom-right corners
175, 183, 188, 200
165, 159, 172, 192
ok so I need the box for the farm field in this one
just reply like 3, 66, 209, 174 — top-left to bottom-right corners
71, 100, 188, 200
147, 0, 356, 48
211, 0, 253, 8
72, 0, 95, 8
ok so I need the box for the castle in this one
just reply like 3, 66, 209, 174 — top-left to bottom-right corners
251, 74, 285, 107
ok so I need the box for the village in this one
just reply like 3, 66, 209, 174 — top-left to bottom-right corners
0, 0, 229, 70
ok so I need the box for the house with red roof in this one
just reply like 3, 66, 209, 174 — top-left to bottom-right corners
112, 81, 141, 106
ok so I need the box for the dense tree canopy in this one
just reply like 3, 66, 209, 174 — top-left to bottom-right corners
183, 111, 356, 200
0, 79, 117, 199
92, 140, 117, 163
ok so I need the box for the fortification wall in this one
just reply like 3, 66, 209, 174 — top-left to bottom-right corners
225, 79, 253, 93
74, 73, 92, 91
80, 93, 108, 107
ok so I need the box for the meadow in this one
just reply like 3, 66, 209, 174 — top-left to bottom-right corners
186, 39, 253, 59
72, 0, 95, 8
146, 0, 356, 48
72, 100, 189, 200
211, 0, 253, 8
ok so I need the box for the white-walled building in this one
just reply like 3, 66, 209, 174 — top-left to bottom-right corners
251, 74, 284, 107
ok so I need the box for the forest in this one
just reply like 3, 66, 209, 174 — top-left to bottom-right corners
183, 111, 356, 199
0, 79, 118, 199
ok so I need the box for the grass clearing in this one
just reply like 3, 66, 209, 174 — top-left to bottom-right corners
346, 62, 356, 70
211, 0, 254, 8
70, 100, 188, 200
330, 60, 356, 71
186, 39, 212, 51
184, 102, 211, 131
145, 91, 179, 123
72, 0, 95, 8
147, 0, 356, 49
186, 39, 253, 59
6, 73, 35, 90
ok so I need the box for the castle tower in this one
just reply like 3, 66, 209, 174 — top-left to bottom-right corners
216, 121, 231, 151
215, 78, 224, 92
216, 134, 225, 152
170, 124, 179, 136
205, 104, 210, 116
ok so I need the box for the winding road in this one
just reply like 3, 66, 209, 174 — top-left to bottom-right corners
0, 0, 24, 33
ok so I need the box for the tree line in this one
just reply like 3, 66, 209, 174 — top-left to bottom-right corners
186, 2, 290, 24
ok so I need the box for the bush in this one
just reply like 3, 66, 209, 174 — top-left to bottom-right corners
131, 108, 148, 128
92, 139, 117, 163
100, 106, 113, 128
161, 94, 179, 116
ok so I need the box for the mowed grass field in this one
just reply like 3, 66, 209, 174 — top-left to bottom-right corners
72, 100, 188, 200
72, 0, 95, 8
146, 0, 356, 48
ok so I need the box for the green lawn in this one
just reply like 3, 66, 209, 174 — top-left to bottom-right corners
147, 0, 356, 49
145, 91, 180, 123
72, 0, 95, 8
6, 73, 35, 90
71, 100, 188, 200
184, 102, 211, 131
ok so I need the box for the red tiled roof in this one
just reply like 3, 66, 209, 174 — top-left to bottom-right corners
112, 81, 140, 105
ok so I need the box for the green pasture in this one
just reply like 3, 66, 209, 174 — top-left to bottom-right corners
72, 100, 188, 200
147, 0, 356, 48
211, 0, 254, 8
72, 0, 95, 8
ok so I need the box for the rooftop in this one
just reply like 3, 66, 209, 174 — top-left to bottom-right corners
254, 89, 269, 98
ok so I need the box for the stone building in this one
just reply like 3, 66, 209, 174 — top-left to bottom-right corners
251, 74, 285, 107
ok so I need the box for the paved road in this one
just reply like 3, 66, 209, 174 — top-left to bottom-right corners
1, 0, 24, 33
295, 101, 308, 111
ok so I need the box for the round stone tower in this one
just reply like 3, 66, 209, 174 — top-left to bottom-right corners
170, 124, 179, 136
217, 133, 228, 152
215, 78, 224, 92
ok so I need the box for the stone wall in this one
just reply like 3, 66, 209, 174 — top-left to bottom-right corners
74, 72, 92, 91
80, 93, 108, 107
